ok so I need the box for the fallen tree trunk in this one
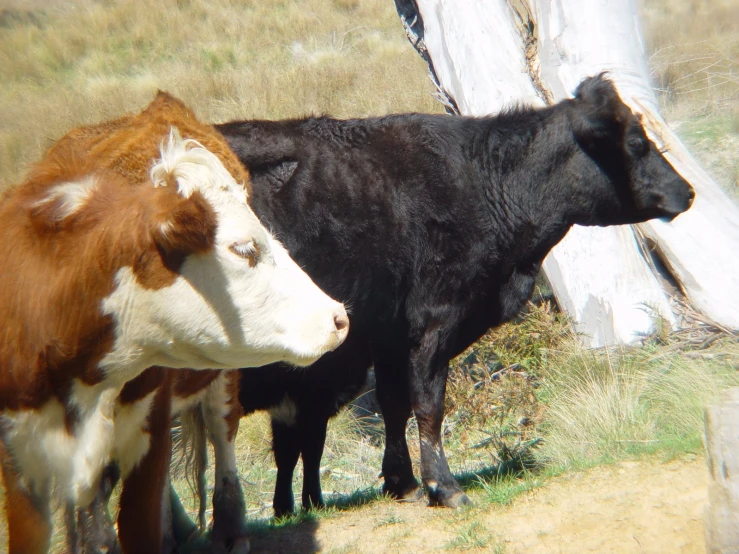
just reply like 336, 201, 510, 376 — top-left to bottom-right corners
396, 0, 739, 346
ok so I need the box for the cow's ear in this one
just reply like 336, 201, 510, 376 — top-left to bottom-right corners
152, 190, 217, 259
571, 73, 629, 145
249, 159, 298, 192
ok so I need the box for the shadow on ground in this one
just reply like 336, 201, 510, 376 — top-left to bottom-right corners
244, 458, 540, 552
247, 513, 321, 554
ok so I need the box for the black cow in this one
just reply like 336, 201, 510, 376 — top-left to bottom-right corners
216, 74, 693, 515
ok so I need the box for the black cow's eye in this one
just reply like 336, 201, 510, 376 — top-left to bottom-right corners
627, 137, 648, 156
229, 240, 261, 267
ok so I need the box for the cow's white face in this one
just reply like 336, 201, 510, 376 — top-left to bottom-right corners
100, 129, 348, 377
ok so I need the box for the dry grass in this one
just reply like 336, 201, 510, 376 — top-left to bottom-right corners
640, 0, 739, 197
641, 0, 739, 110
0, 0, 441, 189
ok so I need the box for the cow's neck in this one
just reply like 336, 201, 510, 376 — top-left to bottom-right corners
479, 108, 578, 269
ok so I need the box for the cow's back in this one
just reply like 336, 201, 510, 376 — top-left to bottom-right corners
220, 115, 492, 335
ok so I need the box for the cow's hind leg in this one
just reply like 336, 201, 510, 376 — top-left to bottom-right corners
298, 412, 329, 512
270, 417, 301, 517
203, 371, 249, 554
373, 348, 423, 503
0, 443, 52, 554
409, 332, 470, 508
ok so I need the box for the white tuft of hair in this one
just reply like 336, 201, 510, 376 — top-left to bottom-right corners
150, 127, 247, 205
36, 175, 98, 220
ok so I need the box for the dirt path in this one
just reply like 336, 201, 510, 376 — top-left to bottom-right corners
250, 457, 707, 553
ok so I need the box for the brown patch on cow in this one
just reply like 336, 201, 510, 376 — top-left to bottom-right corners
151, 190, 217, 273
119, 367, 168, 406
172, 369, 222, 400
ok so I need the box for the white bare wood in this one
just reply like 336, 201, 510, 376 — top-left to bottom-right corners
531, 0, 739, 331
402, 0, 739, 344
704, 387, 739, 553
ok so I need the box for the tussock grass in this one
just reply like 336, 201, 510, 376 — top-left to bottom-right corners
537, 339, 739, 468
443, 521, 497, 551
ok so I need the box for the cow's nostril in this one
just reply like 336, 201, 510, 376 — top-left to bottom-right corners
334, 311, 349, 333
684, 186, 696, 209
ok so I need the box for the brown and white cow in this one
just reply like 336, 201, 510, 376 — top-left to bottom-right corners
0, 93, 348, 554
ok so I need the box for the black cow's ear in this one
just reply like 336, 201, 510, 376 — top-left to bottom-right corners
574, 73, 618, 112
571, 73, 628, 145
249, 159, 298, 192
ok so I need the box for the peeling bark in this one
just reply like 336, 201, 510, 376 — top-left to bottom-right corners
506, 0, 554, 105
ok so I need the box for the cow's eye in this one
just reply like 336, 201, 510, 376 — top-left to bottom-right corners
229, 240, 261, 267
627, 136, 648, 156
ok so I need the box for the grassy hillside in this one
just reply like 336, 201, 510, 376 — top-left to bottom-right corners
0, 0, 442, 190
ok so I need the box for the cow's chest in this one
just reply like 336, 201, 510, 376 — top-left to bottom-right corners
1, 381, 156, 506
464, 263, 538, 325
497, 266, 538, 324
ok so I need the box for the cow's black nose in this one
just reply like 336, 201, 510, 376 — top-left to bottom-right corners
687, 187, 696, 207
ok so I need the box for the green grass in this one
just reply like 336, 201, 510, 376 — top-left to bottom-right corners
374, 514, 403, 528
537, 339, 739, 469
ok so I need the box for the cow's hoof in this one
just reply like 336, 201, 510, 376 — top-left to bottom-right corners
382, 476, 422, 502
395, 486, 424, 503
227, 537, 250, 554
427, 486, 472, 508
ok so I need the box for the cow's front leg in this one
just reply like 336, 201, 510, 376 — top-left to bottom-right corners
117, 372, 172, 554
373, 349, 423, 502
409, 333, 470, 508
1, 441, 52, 554
203, 371, 249, 554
